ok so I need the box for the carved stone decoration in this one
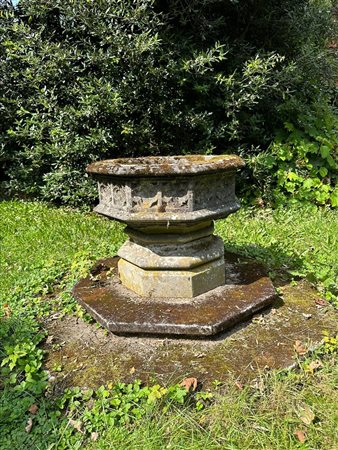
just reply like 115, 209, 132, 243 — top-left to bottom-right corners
74, 155, 276, 336
88, 155, 244, 224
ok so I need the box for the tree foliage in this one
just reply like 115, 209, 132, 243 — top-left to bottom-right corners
0, 0, 336, 205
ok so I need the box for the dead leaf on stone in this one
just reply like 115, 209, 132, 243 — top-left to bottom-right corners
28, 404, 39, 415
294, 340, 307, 356
180, 377, 198, 391
315, 298, 327, 307
302, 313, 312, 320
91, 432, 99, 441
298, 404, 315, 425
69, 419, 84, 434
294, 429, 306, 443
25, 418, 33, 433
129, 367, 136, 374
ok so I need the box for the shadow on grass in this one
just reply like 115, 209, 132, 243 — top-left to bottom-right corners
223, 242, 305, 287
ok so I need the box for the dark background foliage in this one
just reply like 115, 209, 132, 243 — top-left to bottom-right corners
0, 0, 337, 206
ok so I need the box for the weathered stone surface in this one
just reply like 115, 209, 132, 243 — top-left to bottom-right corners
118, 256, 225, 298
87, 156, 245, 225
124, 222, 214, 244
73, 254, 276, 335
92, 172, 241, 224
87, 155, 245, 177
117, 235, 224, 269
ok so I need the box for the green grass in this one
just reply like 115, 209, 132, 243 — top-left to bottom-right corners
216, 206, 338, 303
0, 200, 337, 450
84, 367, 338, 450
0, 201, 124, 302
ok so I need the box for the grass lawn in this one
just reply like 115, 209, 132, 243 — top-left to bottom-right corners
0, 200, 337, 449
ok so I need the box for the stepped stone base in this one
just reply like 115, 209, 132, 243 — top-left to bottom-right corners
73, 254, 277, 337
117, 223, 227, 298
118, 257, 225, 298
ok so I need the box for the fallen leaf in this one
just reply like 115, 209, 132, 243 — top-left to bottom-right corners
91, 432, 99, 441
28, 404, 39, 415
234, 380, 243, 390
255, 197, 265, 208
294, 340, 307, 356
2, 303, 12, 318
180, 377, 198, 391
195, 353, 206, 358
25, 418, 33, 433
298, 404, 315, 425
129, 367, 136, 374
69, 419, 84, 434
294, 429, 306, 443
302, 313, 312, 320
307, 360, 323, 374
252, 315, 265, 324
252, 424, 269, 432
87, 398, 95, 410
46, 335, 54, 345
315, 298, 327, 307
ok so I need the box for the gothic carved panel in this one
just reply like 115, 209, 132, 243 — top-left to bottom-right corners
193, 174, 236, 210
98, 182, 112, 205
130, 180, 192, 213
98, 182, 129, 211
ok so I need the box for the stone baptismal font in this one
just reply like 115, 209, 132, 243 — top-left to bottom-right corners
73, 155, 276, 336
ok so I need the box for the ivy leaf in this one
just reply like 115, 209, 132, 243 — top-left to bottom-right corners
303, 178, 314, 190
319, 167, 328, 177
320, 145, 330, 159
330, 189, 338, 207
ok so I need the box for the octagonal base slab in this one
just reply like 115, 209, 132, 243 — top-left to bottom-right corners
73, 254, 277, 337
47, 280, 337, 388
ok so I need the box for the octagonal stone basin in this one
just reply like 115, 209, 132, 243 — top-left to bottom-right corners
75, 154, 276, 335
87, 154, 245, 225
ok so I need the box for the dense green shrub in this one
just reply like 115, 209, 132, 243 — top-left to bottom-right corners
248, 105, 338, 207
0, 0, 336, 205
